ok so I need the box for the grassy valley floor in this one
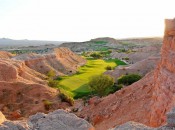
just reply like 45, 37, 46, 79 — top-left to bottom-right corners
58, 58, 126, 98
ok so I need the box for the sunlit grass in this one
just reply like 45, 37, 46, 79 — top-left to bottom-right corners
58, 58, 126, 98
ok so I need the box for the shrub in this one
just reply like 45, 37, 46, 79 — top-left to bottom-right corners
43, 100, 53, 111
59, 92, 74, 106
117, 74, 142, 85
48, 80, 59, 88
90, 53, 102, 59
109, 84, 123, 94
122, 57, 129, 60
113, 84, 123, 91
47, 70, 56, 79
105, 65, 112, 70
88, 74, 114, 97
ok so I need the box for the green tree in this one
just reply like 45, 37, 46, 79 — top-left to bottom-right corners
105, 65, 113, 70
90, 53, 102, 59
117, 74, 141, 85
59, 92, 74, 106
48, 79, 59, 88
88, 74, 114, 97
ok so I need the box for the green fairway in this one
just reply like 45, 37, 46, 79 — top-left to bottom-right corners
58, 58, 126, 98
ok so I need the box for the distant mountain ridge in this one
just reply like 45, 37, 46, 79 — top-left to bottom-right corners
0, 38, 65, 48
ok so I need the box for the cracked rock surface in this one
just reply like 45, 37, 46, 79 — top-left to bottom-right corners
0, 110, 94, 130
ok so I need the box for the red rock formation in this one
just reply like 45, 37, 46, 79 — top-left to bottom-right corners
0, 51, 14, 59
13, 47, 86, 76
105, 56, 160, 81
0, 48, 85, 120
0, 111, 6, 124
0, 59, 66, 119
0, 59, 47, 84
79, 19, 175, 130
79, 72, 154, 130
149, 19, 175, 126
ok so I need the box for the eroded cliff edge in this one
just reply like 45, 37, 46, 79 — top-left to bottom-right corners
79, 19, 175, 130
0, 47, 86, 119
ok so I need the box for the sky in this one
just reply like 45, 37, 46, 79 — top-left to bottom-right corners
0, 0, 174, 42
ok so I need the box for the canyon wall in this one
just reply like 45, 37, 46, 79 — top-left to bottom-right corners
13, 47, 86, 76
149, 19, 175, 126
79, 19, 175, 130
0, 47, 85, 119
0, 51, 14, 59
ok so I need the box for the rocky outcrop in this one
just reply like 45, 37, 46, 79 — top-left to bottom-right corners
105, 56, 160, 81
111, 121, 154, 130
0, 56, 61, 120
110, 45, 161, 64
0, 111, 6, 124
0, 59, 47, 84
149, 19, 175, 127
0, 47, 85, 119
0, 110, 94, 130
0, 51, 14, 59
0, 81, 63, 120
79, 19, 175, 130
13, 47, 86, 76
79, 72, 154, 130
112, 108, 175, 130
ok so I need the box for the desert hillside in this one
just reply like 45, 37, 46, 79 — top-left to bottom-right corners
13, 47, 86, 76
77, 19, 175, 130
59, 37, 162, 53
0, 19, 175, 130
0, 47, 85, 120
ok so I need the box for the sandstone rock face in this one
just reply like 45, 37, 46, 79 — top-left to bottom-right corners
13, 47, 86, 76
0, 48, 85, 119
112, 107, 175, 130
149, 19, 175, 127
0, 81, 62, 119
0, 110, 94, 130
110, 44, 161, 64
79, 72, 154, 130
0, 59, 47, 84
0, 51, 14, 59
105, 56, 160, 81
79, 19, 175, 130
0, 58, 57, 119
0, 111, 6, 124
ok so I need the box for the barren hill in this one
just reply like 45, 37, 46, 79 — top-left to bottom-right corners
105, 56, 160, 81
13, 47, 86, 76
59, 37, 162, 53
0, 51, 14, 59
0, 47, 86, 119
79, 19, 175, 130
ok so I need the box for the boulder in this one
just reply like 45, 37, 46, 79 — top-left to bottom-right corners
0, 111, 6, 124
0, 110, 94, 130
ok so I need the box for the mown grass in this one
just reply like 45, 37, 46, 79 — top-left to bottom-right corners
58, 58, 126, 98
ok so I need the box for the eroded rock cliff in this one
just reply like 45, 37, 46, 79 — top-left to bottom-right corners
149, 19, 175, 126
0, 47, 85, 120
13, 47, 86, 76
0, 51, 14, 59
79, 19, 175, 130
